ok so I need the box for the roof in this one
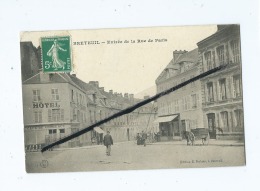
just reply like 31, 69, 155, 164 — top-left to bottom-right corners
23, 72, 84, 91
166, 48, 198, 69
156, 48, 199, 83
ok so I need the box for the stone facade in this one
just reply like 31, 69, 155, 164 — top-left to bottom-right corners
197, 25, 244, 140
20, 42, 41, 82
155, 48, 204, 141
22, 62, 157, 151
23, 72, 90, 151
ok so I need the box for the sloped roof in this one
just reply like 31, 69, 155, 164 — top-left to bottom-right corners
166, 48, 198, 69
176, 48, 198, 63
23, 72, 83, 91
156, 48, 199, 83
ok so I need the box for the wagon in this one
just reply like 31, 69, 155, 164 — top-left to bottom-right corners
191, 128, 210, 145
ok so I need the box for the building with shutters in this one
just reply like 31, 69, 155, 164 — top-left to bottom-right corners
155, 48, 204, 141
197, 25, 244, 140
22, 70, 157, 151
22, 71, 91, 151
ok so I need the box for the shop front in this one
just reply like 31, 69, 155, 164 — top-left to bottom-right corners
154, 114, 180, 141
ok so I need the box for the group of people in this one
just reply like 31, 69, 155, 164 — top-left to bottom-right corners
102, 130, 160, 156
136, 131, 148, 146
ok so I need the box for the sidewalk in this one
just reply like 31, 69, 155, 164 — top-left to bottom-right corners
53, 140, 135, 151
53, 139, 244, 151
150, 139, 244, 146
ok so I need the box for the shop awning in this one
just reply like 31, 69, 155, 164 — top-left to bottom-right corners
154, 115, 178, 123
94, 127, 105, 134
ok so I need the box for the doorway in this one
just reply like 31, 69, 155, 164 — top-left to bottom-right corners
207, 113, 216, 139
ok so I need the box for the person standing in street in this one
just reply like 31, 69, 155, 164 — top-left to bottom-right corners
103, 131, 113, 156
142, 131, 147, 147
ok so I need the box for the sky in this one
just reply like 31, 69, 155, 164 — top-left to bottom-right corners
20, 25, 217, 97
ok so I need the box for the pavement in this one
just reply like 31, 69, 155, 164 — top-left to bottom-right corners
25, 139, 245, 173
53, 139, 244, 151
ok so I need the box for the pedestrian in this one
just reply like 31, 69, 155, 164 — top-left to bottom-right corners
137, 133, 141, 145
141, 131, 147, 147
103, 131, 113, 156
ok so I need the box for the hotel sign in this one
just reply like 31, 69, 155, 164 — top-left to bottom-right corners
33, 102, 60, 108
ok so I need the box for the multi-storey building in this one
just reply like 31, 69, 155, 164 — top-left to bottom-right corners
70, 75, 157, 143
21, 42, 158, 151
197, 25, 244, 140
155, 48, 203, 141
23, 72, 91, 151
20, 42, 41, 81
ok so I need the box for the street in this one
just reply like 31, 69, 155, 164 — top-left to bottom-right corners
25, 140, 245, 173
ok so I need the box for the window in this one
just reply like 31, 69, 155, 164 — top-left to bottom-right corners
77, 110, 80, 122
183, 97, 188, 111
48, 109, 64, 122
181, 78, 186, 90
52, 109, 60, 122
34, 111, 42, 123
59, 129, 65, 133
80, 94, 82, 105
174, 100, 179, 112
219, 79, 227, 100
51, 88, 59, 101
33, 89, 41, 102
233, 75, 242, 98
221, 111, 229, 130
59, 129, 65, 138
180, 63, 185, 73
217, 45, 225, 65
231, 40, 240, 63
89, 110, 93, 124
234, 109, 243, 128
94, 111, 96, 122
49, 129, 57, 134
71, 90, 74, 102
73, 108, 77, 121
207, 82, 214, 102
190, 75, 195, 87
205, 52, 212, 70
191, 94, 197, 108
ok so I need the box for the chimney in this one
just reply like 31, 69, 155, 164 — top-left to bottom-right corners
114, 92, 118, 96
109, 90, 113, 94
129, 94, 134, 101
71, 74, 76, 77
39, 70, 51, 82
217, 25, 227, 31
99, 87, 104, 92
89, 81, 99, 88
173, 50, 187, 62
124, 93, 129, 98
119, 93, 123, 97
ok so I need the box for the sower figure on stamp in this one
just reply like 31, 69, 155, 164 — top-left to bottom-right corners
103, 131, 113, 156
47, 39, 67, 70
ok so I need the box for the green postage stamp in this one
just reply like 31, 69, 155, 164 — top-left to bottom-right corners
41, 36, 71, 73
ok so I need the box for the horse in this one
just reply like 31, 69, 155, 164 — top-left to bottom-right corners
182, 131, 195, 146
216, 127, 224, 134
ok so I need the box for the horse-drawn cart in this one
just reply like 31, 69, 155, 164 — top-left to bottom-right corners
191, 128, 210, 145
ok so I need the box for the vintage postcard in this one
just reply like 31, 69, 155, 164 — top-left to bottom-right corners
20, 25, 245, 173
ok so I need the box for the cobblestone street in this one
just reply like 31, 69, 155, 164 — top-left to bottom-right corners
26, 140, 245, 173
